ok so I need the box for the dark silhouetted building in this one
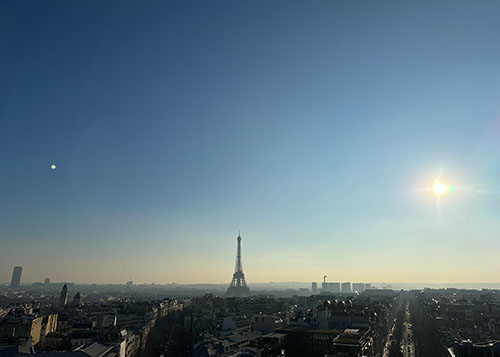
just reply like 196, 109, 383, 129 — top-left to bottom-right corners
226, 233, 250, 297
72, 292, 83, 306
280, 326, 340, 357
312, 282, 318, 294
60, 283, 68, 306
331, 328, 367, 355
10, 266, 22, 289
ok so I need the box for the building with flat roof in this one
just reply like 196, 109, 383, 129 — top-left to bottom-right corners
10, 266, 22, 289
322, 282, 341, 293
352, 283, 365, 293
341, 282, 351, 294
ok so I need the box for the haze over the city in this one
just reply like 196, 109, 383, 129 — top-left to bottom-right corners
1, 0, 500, 285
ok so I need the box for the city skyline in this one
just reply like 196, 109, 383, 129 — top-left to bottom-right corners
2, 0, 500, 284
4, 257, 500, 288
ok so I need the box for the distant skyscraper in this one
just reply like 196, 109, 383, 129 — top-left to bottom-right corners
322, 282, 341, 293
10, 266, 22, 289
352, 283, 365, 293
60, 284, 68, 306
312, 282, 318, 294
72, 292, 83, 306
44, 278, 50, 288
341, 282, 352, 293
226, 233, 250, 297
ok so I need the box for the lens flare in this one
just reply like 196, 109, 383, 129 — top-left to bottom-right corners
433, 182, 447, 195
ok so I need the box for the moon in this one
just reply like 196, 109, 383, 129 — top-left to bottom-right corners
50, 164, 56, 170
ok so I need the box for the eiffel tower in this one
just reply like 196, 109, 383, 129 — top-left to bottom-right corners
226, 233, 250, 297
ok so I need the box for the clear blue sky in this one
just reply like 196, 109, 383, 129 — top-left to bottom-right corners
1, 0, 500, 284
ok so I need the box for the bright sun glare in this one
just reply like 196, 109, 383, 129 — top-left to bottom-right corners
433, 182, 447, 195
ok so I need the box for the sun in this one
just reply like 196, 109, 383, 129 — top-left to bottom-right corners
433, 182, 447, 195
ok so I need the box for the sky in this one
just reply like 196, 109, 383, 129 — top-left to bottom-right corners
1, 0, 500, 285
